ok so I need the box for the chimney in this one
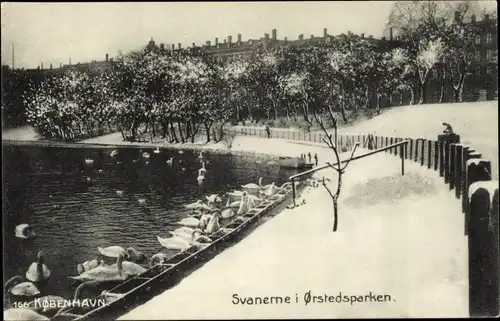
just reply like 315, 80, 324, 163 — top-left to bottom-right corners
368, 35, 373, 39
237, 34, 242, 43
323, 28, 327, 37
178, 43, 181, 49
215, 37, 219, 46
160, 43, 165, 50
361, 33, 365, 38
272, 29, 277, 40
284, 37, 288, 43
311, 34, 314, 39
299, 34, 303, 40
484, 14, 489, 21
389, 28, 393, 41
471, 14, 476, 22
223, 39, 227, 44
106, 53, 109, 62
192, 42, 196, 48
454, 10, 460, 21
41, 63, 44, 70
206, 40, 211, 46
171, 44, 175, 51
228, 35, 232, 43
59, 63, 62, 68
50, 63, 52, 70
265, 33, 269, 40
381, 36, 386, 41
69, 58, 72, 65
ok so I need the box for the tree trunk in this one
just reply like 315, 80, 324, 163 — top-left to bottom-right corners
169, 121, 179, 143
376, 94, 381, 115
177, 120, 185, 143
418, 82, 426, 105
439, 68, 447, 103
409, 87, 415, 105
339, 101, 348, 124
204, 122, 212, 143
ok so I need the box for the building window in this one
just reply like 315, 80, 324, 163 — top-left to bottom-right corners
486, 33, 493, 44
475, 34, 481, 45
475, 49, 481, 61
486, 66, 492, 75
486, 50, 493, 61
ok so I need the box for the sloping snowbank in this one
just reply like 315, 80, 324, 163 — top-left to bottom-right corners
120, 150, 467, 319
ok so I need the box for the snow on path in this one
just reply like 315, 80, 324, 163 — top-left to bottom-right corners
120, 149, 467, 319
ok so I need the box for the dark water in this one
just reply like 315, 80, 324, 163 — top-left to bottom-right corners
2, 145, 298, 302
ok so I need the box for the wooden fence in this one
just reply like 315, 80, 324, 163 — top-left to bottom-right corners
231, 126, 498, 317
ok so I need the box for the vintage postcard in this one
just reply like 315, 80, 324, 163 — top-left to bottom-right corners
2, 1, 498, 320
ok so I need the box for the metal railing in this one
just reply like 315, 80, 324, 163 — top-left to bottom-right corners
288, 140, 410, 207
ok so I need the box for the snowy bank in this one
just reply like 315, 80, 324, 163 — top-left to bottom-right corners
120, 149, 467, 319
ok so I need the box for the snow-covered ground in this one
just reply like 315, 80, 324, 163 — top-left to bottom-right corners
120, 146, 468, 320
1, 125, 40, 141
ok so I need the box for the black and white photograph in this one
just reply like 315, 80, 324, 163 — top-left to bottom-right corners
1, 1, 498, 319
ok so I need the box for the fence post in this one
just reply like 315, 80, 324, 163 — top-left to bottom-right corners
433, 141, 439, 171
400, 143, 405, 175
414, 139, 419, 162
465, 158, 491, 235
385, 137, 389, 152
444, 143, 450, 183
449, 144, 456, 190
461, 146, 471, 212
420, 139, 425, 166
409, 139, 414, 160
439, 141, 445, 177
454, 144, 464, 199
427, 140, 432, 169
389, 137, 394, 154
468, 180, 499, 317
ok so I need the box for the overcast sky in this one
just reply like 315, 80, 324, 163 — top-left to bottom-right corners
1, 1, 497, 69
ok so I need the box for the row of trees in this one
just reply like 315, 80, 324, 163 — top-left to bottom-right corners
16, 1, 497, 142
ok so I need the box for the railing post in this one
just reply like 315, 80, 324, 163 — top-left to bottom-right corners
427, 140, 432, 169
461, 146, 471, 212
454, 144, 464, 199
433, 141, 439, 171
468, 180, 498, 317
420, 139, 425, 166
444, 143, 450, 183
414, 139, 419, 162
400, 143, 405, 175
465, 157, 490, 235
449, 144, 456, 190
409, 139, 414, 160
291, 178, 296, 208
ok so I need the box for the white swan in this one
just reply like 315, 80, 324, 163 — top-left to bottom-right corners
157, 235, 192, 250
149, 253, 169, 267
109, 261, 146, 275
77, 259, 104, 274
185, 200, 203, 210
177, 217, 200, 227
221, 208, 236, 219
197, 151, 204, 159
142, 152, 150, 159
137, 198, 147, 205
26, 251, 51, 282
258, 177, 273, 189
69, 254, 129, 282
4, 308, 49, 321
205, 194, 221, 204
226, 190, 244, 201
84, 158, 94, 165
15, 224, 35, 239
205, 210, 222, 234
4, 276, 40, 297
241, 182, 260, 195
116, 190, 124, 195
197, 172, 205, 183
110, 150, 119, 157
98, 246, 126, 258
191, 228, 212, 243
237, 194, 250, 215
153, 147, 160, 154
173, 226, 195, 235
178, 150, 184, 154
166, 157, 173, 166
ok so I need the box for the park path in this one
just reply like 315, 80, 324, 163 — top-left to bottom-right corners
120, 145, 468, 319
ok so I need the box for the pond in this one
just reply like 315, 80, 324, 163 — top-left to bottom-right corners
2, 145, 298, 303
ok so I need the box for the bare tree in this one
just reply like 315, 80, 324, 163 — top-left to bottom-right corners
313, 108, 359, 232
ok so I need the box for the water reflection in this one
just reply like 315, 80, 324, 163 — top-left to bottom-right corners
2, 145, 296, 301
